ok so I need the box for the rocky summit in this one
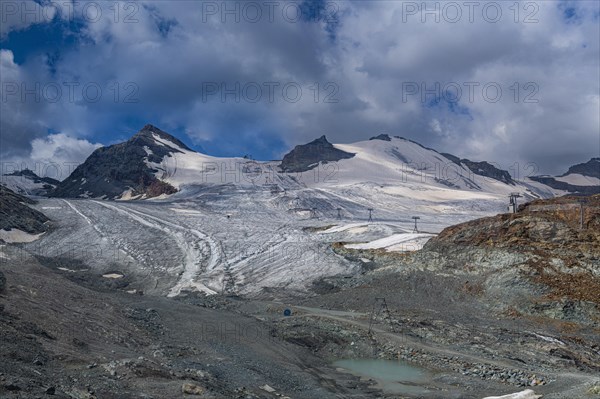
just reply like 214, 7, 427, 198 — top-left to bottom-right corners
279, 135, 355, 173
49, 125, 184, 199
565, 157, 600, 179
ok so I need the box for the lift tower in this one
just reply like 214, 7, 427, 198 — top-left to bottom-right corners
368, 297, 396, 334
411, 216, 420, 233
508, 193, 522, 213
578, 198, 587, 230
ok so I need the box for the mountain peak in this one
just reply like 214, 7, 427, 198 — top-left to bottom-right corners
280, 135, 354, 173
141, 123, 160, 131
564, 157, 600, 179
308, 135, 329, 145
4, 169, 38, 178
131, 124, 192, 152
49, 124, 189, 199
369, 134, 392, 141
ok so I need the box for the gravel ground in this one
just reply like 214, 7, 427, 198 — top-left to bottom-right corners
0, 246, 378, 398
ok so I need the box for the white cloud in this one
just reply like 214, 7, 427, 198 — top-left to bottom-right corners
3, 134, 102, 180
30, 133, 102, 164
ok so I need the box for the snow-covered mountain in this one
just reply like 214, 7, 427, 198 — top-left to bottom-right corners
1, 169, 59, 196
290, 134, 555, 201
30, 125, 584, 297
50, 125, 562, 204
49, 125, 188, 199
530, 158, 600, 195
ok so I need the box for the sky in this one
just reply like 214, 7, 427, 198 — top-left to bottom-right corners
0, 0, 599, 180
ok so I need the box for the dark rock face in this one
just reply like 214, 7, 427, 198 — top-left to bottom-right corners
565, 157, 600, 179
0, 186, 49, 234
369, 134, 391, 141
530, 158, 600, 195
460, 159, 515, 185
440, 153, 514, 185
440, 152, 461, 165
49, 125, 182, 199
279, 135, 355, 173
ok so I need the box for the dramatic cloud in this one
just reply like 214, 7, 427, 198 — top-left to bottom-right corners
0, 0, 57, 38
1, 132, 102, 179
0, 0, 598, 175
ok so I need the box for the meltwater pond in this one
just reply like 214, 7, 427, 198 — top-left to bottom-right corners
333, 358, 432, 396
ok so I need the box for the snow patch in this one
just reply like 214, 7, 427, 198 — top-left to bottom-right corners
482, 389, 542, 399
318, 223, 372, 234
0, 245, 8, 259
102, 273, 124, 279
555, 173, 600, 187
152, 134, 186, 152
146, 193, 171, 200
0, 229, 44, 243
170, 208, 204, 215
345, 233, 434, 252
529, 332, 565, 346
118, 188, 142, 201
0, 174, 55, 195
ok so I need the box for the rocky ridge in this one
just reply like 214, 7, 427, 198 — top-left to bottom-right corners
0, 186, 49, 235
279, 135, 355, 173
49, 125, 181, 199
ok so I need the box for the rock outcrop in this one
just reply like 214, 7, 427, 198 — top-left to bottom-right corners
279, 135, 355, 173
396, 195, 600, 325
441, 153, 515, 185
0, 186, 49, 234
565, 157, 600, 179
49, 125, 182, 199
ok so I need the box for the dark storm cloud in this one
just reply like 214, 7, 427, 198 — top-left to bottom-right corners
0, 0, 598, 175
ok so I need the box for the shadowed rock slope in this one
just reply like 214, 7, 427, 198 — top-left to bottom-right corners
49, 125, 184, 199
0, 186, 49, 234
280, 135, 355, 173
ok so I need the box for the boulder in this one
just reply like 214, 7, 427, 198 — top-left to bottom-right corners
182, 383, 204, 395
